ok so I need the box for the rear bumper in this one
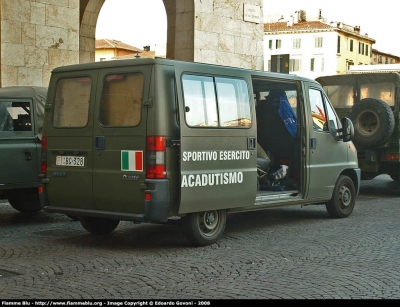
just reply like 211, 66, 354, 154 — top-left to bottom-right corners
41, 179, 173, 223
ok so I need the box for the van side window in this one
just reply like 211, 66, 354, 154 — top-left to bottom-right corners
100, 73, 144, 127
182, 74, 251, 128
53, 77, 91, 127
324, 94, 341, 133
309, 88, 328, 132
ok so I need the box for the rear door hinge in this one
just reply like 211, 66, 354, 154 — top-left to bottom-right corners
143, 98, 153, 108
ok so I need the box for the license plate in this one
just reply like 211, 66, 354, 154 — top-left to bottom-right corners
56, 156, 85, 167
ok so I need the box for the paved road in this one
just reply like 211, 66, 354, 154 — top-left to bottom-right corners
1, 175, 400, 300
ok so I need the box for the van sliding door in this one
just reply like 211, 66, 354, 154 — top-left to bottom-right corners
175, 66, 257, 214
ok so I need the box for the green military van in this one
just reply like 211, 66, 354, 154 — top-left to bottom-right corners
0, 86, 47, 213
40, 58, 360, 246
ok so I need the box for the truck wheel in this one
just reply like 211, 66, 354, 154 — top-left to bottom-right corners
79, 216, 120, 235
350, 98, 394, 148
181, 210, 226, 247
8, 191, 42, 214
66, 214, 80, 221
361, 172, 376, 180
325, 175, 356, 218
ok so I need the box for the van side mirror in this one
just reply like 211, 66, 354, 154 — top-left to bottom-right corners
340, 117, 354, 142
329, 117, 354, 142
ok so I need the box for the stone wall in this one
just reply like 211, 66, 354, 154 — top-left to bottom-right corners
193, 0, 264, 70
0, 0, 79, 87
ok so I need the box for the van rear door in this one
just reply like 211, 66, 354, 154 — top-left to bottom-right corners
174, 66, 257, 214
45, 73, 96, 210
46, 67, 151, 214
92, 67, 151, 214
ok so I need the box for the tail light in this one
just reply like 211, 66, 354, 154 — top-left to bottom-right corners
383, 154, 399, 161
146, 136, 166, 179
41, 136, 47, 174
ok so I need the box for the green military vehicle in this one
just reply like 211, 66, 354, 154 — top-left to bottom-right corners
316, 73, 400, 181
0, 86, 47, 213
40, 58, 360, 246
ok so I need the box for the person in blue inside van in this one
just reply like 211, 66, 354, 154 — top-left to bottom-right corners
265, 89, 297, 139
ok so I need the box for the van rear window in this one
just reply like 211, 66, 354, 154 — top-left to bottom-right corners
53, 77, 91, 127
100, 73, 144, 127
182, 74, 251, 128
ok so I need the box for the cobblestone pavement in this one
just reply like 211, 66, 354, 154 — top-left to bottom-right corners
1, 175, 400, 300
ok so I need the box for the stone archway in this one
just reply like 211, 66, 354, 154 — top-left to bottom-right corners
78, 0, 195, 63
79, 0, 264, 68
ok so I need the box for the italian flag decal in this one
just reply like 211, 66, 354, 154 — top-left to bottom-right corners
121, 150, 143, 171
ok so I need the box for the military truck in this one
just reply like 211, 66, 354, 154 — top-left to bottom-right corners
316, 73, 400, 181
0, 86, 47, 213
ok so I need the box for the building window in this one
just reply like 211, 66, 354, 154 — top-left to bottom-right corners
289, 59, 301, 72
385, 57, 388, 64
337, 36, 341, 53
292, 38, 301, 49
268, 59, 271, 71
359, 42, 364, 55
276, 39, 282, 49
321, 58, 325, 72
350, 39, 353, 52
365, 45, 369, 56
314, 37, 323, 48
379, 55, 382, 64
346, 61, 354, 70
310, 58, 315, 71
268, 40, 273, 49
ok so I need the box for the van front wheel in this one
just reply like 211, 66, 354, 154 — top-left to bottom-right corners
325, 175, 356, 218
79, 216, 120, 235
181, 210, 227, 247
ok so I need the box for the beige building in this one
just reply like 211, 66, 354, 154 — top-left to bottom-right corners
371, 49, 400, 65
95, 39, 156, 61
264, 10, 375, 79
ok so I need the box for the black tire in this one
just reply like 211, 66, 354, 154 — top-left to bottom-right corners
325, 175, 356, 218
8, 191, 42, 214
389, 170, 399, 181
79, 216, 120, 235
350, 98, 394, 148
360, 172, 376, 180
66, 214, 80, 221
181, 210, 227, 247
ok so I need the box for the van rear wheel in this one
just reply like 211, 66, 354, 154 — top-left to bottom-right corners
181, 210, 227, 247
325, 175, 356, 218
79, 216, 120, 235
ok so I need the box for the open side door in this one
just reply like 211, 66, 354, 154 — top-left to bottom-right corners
174, 65, 257, 214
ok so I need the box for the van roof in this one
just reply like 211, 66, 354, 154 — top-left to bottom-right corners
51, 58, 316, 83
316, 72, 400, 86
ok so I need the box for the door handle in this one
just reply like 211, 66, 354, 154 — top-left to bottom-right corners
95, 136, 105, 150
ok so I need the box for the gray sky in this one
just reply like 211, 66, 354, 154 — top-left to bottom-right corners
96, 0, 399, 55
